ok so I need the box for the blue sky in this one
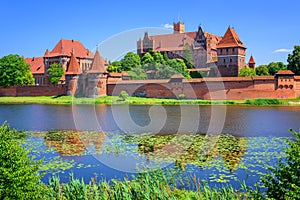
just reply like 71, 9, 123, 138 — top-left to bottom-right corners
0, 0, 299, 65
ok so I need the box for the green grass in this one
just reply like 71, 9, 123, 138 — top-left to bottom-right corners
0, 95, 299, 106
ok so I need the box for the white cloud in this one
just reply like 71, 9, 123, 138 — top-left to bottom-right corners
162, 23, 173, 29
274, 48, 292, 53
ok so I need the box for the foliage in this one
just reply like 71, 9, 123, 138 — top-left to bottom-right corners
47, 62, 64, 84
0, 54, 34, 87
255, 65, 270, 76
0, 123, 46, 199
287, 45, 300, 75
119, 90, 129, 101
141, 52, 154, 66
106, 61, 122, 73
127, 66, 147, 80
262, 129, 300, 199
238, 66, 256, 77
166, 58, 191, 78
178, 93, 186, 100
183, 43, 194, 69
152, 52, 165, 64
121, 52, 141, 71
267, 62, 287, 75
245, 98, 280, 105
156, 64, 177, 79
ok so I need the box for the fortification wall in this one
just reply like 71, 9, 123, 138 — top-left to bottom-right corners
107, 76, 298, 100
0, 85, 67, 97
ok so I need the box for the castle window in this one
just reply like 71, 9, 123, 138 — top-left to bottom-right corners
220, 49, 223, 53
226, 48, 228, 52
232, 48, 235, 52
223, 59, 226, 63
230, 58, 232, 62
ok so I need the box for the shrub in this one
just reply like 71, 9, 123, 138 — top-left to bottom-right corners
178, 93, 186, 100
0, 122, 47, 199
119, 90, 129, 101
245, 98, 280, 105
262, 129, 300, 199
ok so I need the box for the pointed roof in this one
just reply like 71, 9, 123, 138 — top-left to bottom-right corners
276, 70, 295, 75
65, 50, 81, 75
217, 27, 246, 48
88, 49, 106, 73
45, 39, 94, 58
44, 49, 50, 57
248, 55, 255, 64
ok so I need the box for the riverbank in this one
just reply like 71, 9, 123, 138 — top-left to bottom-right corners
0, 95, 299, 106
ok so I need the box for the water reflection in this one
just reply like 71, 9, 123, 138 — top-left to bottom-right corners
45, 131, 106, 156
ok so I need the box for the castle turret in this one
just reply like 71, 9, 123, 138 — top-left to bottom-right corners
248, 55, 256, 69
65, 50, 81, 96
173, 22, 185, 33
217, 27, 247, 77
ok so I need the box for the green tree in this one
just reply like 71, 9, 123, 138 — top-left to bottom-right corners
255, 65, 270, 76
121, 52, 141, 71
0, 123, 46, 199
141, 52, 154, 66
166, 58, 190, 78
127, 67, 147, 80
262, 129, 300, 199
238, 66, 256, 77
152, 52, 165, 64
268, 62, 287, 75
163, 52, 169, 61
119, 90, 129, 101
183, 43, 194, 69
0, 54, 34, 87
47, 62, 64, 84
156, 64, 177, 79
107, 61, 122, 73
287, 45, 300, 75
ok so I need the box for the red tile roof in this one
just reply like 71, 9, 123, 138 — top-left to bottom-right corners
65, 51, 81, 75
171, 73, 184, 79
217, 27, 246, 48
45, 39, 94, 58
149, 32, 196, 52
25, 57, 45, 74
248, 55, 255, 64
88, 49, 106, 73
276, 70, 295, 75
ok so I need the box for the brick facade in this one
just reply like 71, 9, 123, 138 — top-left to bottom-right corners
0, 85, 67, 97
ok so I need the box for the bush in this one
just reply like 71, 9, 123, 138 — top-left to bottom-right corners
178, 93, 186, 100
245, 98, 280, 105
0, 122, 47, 199
262, 129, 300, 199
119, 90, 129, 101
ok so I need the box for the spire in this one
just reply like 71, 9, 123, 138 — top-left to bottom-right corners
248, 55, 255, 64
217, 27, 246, 48
44, 49, 50, 57
89, 48, 106, 73
65, 51, 81, 74
248, 55, 256, 69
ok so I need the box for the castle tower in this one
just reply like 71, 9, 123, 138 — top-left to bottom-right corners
173, 22, 185, 33
216, 27, 247, 77
65, 50, 81, 95
86, 48, 107, 97
248, 55, 256, 69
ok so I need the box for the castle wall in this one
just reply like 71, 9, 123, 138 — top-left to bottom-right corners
0, 85, 67, 97
107, 76, 298, 100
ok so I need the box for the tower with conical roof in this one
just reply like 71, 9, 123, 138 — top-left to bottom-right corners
216, 27, 247, 77
248, 55, 256, 69
65, 49, 81, 96
86, 48, 108, 97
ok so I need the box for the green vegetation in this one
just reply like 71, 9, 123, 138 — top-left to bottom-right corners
287, 45, 300, 75
256, 62, 287, 76
262, 129, 300, 199
0, 123, 46, 199
255, 65, 270, 76
118, 90, 129, 101
238, 66, 256, 77
245, 98, 281, 105
47, 62, 64, 84
0, 54, 34, 87
0, 95, 299, 106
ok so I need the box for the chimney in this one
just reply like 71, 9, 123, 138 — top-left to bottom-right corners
173, 22, 185, 34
